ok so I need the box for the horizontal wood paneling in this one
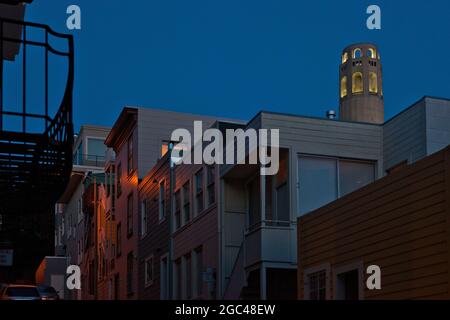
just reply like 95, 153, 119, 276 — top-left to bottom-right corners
298, 147, 450, 300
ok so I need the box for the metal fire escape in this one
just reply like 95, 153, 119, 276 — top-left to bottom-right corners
0, 1, 74, 281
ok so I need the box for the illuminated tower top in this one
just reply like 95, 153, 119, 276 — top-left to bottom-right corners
339, 43, 384, 124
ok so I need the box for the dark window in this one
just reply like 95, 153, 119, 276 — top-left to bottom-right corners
195, 246, 203, 296
308, 270, 326, 300
195, 169, 204, 215
140, 200, 147, 238
145, 256, 154, 286
159, 180, 165, 220
127, 252, 134, 295
160, 256, 169, 299
175, 259, 182, 299
174, 190, 181, 230
207, 166, 215, 206
183, 181, 190, 223
336, 270, 359, 300
127, 193, 133, 237
275, 149, 290, 222
114, 274, 120, 300
89, 261, 95, 295
127, 135, 134, 175
106, 172, 111, 197
117, 162, 122, 197
185, 253, 192, 299
248, 177, 260, 228
116, 223, 122, 257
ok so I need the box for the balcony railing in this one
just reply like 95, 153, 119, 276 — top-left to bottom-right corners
0, 15, 74, 220
73, 153, 106, 168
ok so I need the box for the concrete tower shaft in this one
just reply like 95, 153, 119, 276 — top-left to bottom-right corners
339, 43, 384, 124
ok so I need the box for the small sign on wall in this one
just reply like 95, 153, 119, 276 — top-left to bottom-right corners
0, 249, 13, 266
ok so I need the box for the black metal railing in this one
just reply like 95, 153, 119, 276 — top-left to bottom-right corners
73, 154, 106, 167
0, 16, 74, 206
1, 17, 73, 134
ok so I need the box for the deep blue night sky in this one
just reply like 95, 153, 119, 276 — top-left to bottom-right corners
22, 0, 450, 132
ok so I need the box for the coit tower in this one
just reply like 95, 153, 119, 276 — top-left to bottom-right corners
339, 43, 384, 124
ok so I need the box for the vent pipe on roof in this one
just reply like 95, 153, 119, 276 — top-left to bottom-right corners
326, 110, 337, 120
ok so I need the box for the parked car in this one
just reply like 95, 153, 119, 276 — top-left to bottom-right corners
37, 285, 60, 300
0, 284, 41, 300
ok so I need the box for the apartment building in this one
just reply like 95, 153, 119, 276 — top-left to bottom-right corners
221, 111, 383, 299
138, 120, 243, 300
138, 153, 171, 300
297, 145, 450, 300
104, 107, 218, 299
55, 125, 110, 300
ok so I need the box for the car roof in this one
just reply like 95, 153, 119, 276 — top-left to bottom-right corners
6, 284, 37, 288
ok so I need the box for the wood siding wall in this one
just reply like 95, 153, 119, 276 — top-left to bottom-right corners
298, 146, 450, 300
138, 158, 170, 300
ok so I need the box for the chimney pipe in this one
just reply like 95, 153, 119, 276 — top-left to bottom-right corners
326, 110, 336, 120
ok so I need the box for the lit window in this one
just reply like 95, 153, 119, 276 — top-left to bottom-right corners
340, 76, 347, 98
367, 48, 376, 59
353, 48, 362, 58
352, 72, 363, 93
341, 52, 348, 64
369, 72, 377, 93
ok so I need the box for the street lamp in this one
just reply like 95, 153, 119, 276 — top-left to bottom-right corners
162, 140, 176, 300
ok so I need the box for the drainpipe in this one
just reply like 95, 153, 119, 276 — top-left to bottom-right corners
94, 175, 98, 300
168, 141, 175, 300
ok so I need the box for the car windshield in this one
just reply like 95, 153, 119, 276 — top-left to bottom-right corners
6, 287, 39, 297
39, 286, 57, 294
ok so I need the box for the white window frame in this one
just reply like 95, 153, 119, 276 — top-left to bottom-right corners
297, 154, 376, 216
303, 263, 331, 300
333, 261, 364, 300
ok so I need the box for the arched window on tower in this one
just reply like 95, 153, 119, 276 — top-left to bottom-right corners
353, 48, 362, 59
340, 76, 347, 98
367, 48, 376, 59
342, 52, 348, 64
352, 72, 363, 94
369, 72, 377, 93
